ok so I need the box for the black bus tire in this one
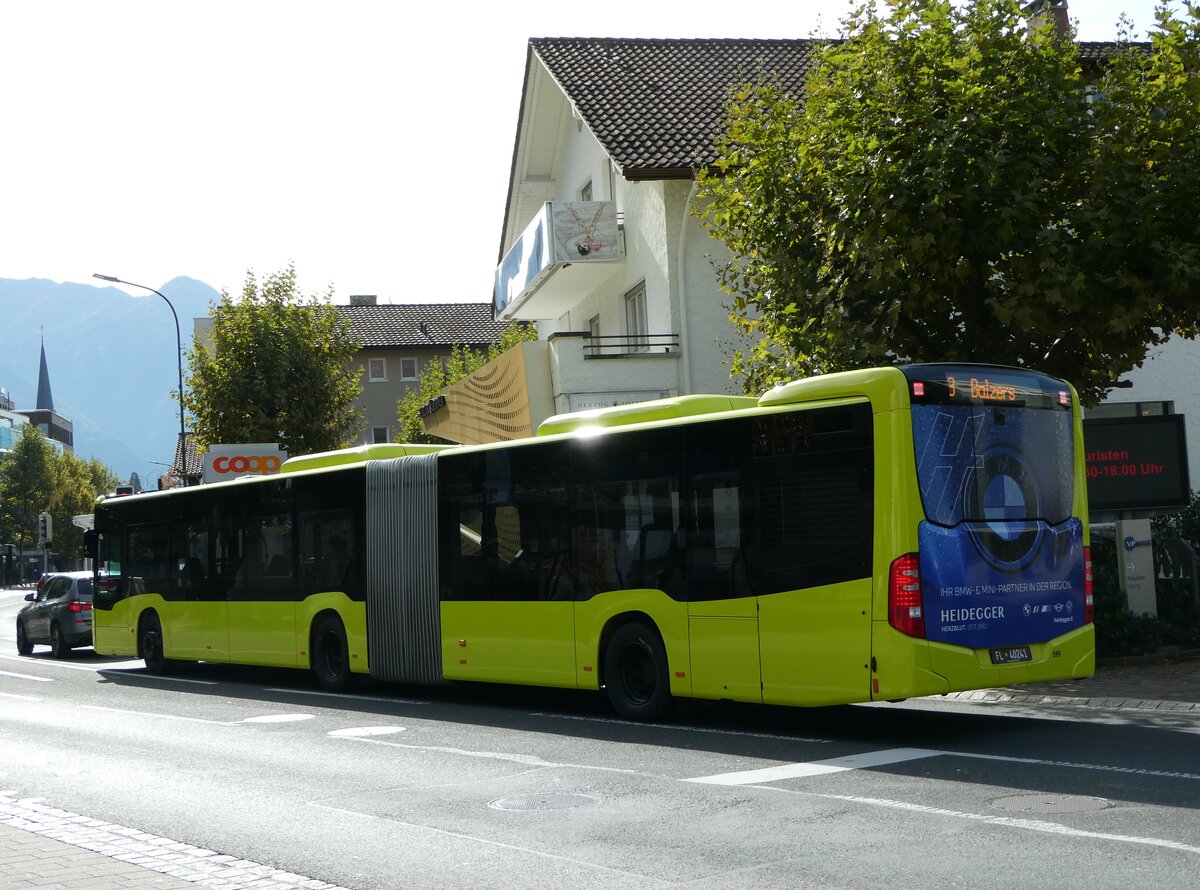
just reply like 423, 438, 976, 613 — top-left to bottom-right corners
139, 613, 171, 675
313, 615, 352, 693
604, 620, 672, 722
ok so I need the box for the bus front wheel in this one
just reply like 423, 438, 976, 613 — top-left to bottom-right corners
139, 613, 171, 675
313, 615, 351, 693
604, 621, 671, 722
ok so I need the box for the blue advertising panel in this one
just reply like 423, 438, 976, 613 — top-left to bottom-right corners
911, 397, 1085, 648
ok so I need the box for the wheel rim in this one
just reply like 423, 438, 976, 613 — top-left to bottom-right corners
143, 627, 162, 664
321, 631, 344, 678
617, 640, 656, 705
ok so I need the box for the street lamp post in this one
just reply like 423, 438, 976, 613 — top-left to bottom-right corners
92, 273, 188, 484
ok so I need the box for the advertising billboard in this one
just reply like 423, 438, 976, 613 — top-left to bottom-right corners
202, 443, 288, 484
1083, 415, 1191, 514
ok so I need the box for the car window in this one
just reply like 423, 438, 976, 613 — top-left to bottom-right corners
76, 578, 93, 598
48, 578, 70, 599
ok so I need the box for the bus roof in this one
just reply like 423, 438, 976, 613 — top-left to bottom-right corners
280, 442, 457, 474
536, 394, 758, 437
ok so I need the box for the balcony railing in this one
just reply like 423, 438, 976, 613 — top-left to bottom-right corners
583, 333, 680, 359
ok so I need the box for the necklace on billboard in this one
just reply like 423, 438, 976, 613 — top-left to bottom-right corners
568, 203, 606, 255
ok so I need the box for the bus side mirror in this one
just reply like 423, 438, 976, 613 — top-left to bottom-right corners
82, 529, 98, 561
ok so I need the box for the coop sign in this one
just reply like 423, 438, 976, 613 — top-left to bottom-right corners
203, 444, 288, 483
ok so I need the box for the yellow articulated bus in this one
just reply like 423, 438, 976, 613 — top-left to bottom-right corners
91, 363, 1094, 720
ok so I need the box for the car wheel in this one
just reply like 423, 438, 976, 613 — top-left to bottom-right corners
50, 622, 72, 659
604, 620, 672, 722
313, 615, 351, 693
139, 613, 170, 674
16, 620, 32, 656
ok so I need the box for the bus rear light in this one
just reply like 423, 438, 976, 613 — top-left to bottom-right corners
911, 382, 925, 397
1083, 545, 1094, 624
889, 553, 925, 638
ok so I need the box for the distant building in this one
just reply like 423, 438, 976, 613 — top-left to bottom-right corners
0, 386, 29, 457
16, 338, 73, 455
191, 299, 511, 448
340, 296, 510, 446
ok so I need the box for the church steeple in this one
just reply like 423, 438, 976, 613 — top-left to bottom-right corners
36, 333, 54, 412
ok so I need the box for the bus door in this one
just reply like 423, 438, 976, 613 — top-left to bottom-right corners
155, 521, 229, 662
684, 471, 762, 702
224, 505, 297, 668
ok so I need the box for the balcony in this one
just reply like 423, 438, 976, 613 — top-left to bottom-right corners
494, 201, 625, 321
549, 332, 681, 413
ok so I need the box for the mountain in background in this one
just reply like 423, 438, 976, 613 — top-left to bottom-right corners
0, 277, 220, 486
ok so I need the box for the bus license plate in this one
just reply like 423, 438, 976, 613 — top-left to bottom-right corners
990, 646, 1032, 665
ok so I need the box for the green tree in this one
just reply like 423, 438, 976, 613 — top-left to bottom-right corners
184, 265, 364, 455
696, 0, 1200, 403
396, 322, 538, 444
0, 425, 55, 553
47, 452, 118, 560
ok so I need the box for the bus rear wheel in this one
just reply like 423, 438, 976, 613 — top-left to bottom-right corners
604, 621, 671, 722
313, 615, 351, 693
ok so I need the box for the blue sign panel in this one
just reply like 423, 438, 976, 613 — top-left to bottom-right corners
919, 519, 1085, 648
910, 399, 1084, 648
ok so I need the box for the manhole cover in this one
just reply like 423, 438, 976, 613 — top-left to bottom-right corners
489, 792, 600, 812
989, 793, 1113, 814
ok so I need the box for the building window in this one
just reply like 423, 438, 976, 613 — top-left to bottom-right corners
368, 358, 387, 382
580, 180, 593, 202
372, 426, 390, 444
400, 357, 418, 380
587, 315, 601, 357
625, 282, 648, 351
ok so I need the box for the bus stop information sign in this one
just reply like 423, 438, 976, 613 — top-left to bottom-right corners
1083, 415, 1190, 515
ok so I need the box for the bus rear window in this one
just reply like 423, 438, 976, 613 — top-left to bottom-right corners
910, 403, 1075, 528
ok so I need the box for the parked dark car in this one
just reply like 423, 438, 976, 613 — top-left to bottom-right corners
16, 571, 93, 658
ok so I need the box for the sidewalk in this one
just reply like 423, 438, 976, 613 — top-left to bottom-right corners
950, 651, 1200, 710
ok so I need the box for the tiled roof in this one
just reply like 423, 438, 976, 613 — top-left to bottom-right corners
529, 37, 1141, 179
339, 303, 510, 349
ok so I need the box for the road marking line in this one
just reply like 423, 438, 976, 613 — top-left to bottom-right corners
953, 751, 1200, 781
811, 792, 1200, 857
687, 747, 940, 785
0, 670, 53, 682
0, 692, 41, 701
265, 687, 430, 704
0, 654, 145, 673
98, 670, 218, 685
79, 704, 240, 726
529, 712, 831, 744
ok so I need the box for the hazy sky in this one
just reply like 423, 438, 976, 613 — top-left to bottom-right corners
0, 1, 1174, 305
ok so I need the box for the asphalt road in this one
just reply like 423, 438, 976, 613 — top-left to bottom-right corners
2, 588, 1198, 890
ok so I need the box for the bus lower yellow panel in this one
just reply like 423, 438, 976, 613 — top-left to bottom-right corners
927, 623, 1095, 691
228, 601, 297, 667
760, 579, 874, 706
871, 621, 948, 700
93, 597, 137, 657
688, 616, 762, 702
166, 601, 229, 661
441, 601, 576, 687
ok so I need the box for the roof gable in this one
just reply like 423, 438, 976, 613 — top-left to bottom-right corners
527, 36, 1138, 181
340, 303, 509, 348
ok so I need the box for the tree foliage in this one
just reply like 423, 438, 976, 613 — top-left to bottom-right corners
695, 0, 1200, 403
0, 425, 55, 552
396, 322, 539, 444
184, 265, 364, 455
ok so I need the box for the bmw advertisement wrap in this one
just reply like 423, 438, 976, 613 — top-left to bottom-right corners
906, 367, 1086, 650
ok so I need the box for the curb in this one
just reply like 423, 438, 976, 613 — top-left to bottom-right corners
1097, 647, 1200, 668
